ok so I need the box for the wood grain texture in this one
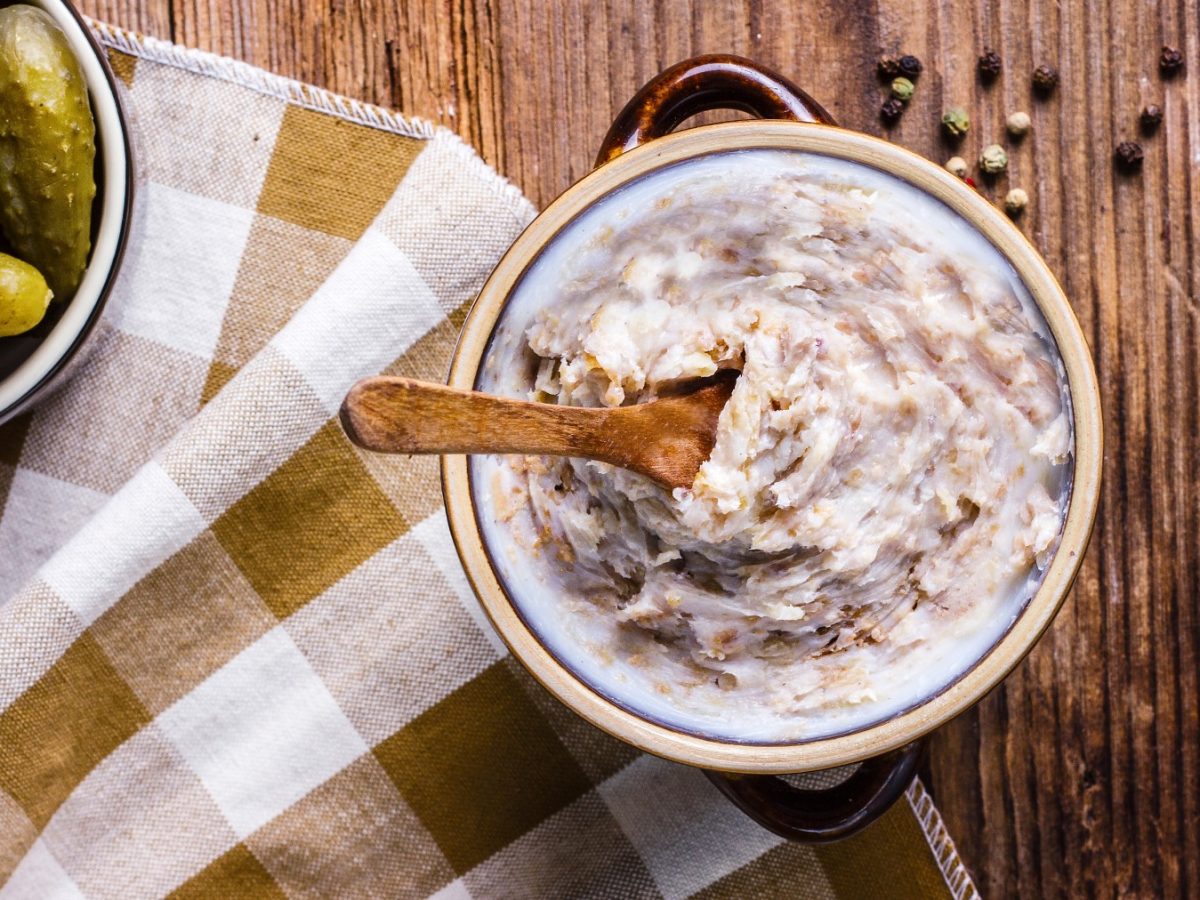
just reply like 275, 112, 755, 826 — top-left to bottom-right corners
74, 0, 1199, 896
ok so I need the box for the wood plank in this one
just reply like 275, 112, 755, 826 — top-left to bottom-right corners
75, 0, 171, 37
71, 0, 1200, 896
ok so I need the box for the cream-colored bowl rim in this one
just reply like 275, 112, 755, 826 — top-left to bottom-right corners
443, 122, 1103, 774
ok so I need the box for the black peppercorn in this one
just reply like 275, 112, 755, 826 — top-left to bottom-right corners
1115, 141, 1144, 171
1140, 104, 1164, 133
880, 97, 904, 124
1160, 46, 1184, 76
978, 49, 1002, 80
1032, 64, 1058, 95
877, 55, 902, 79
899, 55, 923, 78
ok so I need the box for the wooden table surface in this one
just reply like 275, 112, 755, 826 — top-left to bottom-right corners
77, 1, 1199, 897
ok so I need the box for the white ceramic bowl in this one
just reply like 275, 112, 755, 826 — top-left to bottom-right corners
0, 0, 133, 423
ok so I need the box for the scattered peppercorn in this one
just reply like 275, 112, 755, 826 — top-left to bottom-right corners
1115, 141, 1144, 171
1140, 104, 1164, 133
899, 55, 923, 78
877, 55, 902, 79
1159, 46, 1184, 77
1032, 64, 1059, 95
945, 156, 968, 178
980, 144, 1008, 175
941, 108, 970, 138
1005, 188, 1029, 217
978, 49, 1002, 81
891, 76, 915, 102
1006, 110, 1032, 137
880, 97, 905, 124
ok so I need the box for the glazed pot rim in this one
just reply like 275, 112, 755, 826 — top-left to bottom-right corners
442, 120, 1103, 774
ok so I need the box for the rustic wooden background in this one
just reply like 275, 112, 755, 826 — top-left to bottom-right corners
76, 1, 1199, 897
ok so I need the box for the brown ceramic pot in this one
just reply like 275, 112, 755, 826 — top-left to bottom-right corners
440, 56, 1102, 841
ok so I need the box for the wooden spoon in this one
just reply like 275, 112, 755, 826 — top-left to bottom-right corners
340, 370, 738, 491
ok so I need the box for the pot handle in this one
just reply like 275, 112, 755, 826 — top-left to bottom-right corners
703, 740, 925, 843
596, 54, 836, 166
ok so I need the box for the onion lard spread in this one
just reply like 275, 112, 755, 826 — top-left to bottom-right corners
472, 150, 1072, 742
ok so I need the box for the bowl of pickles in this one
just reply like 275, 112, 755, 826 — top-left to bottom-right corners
0, 0, 132, 423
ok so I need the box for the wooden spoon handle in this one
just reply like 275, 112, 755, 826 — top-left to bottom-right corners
340, 376, 623, 460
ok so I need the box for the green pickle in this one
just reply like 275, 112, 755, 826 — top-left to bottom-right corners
0, 5, 96, 302
0, 252, 52, 337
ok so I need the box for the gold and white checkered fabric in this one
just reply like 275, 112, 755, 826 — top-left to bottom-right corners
0, 23, 980, 900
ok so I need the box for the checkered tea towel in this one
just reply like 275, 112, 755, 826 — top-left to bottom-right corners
0, 21, 980, 900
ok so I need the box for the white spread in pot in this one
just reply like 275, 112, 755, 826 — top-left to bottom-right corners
472, 150, 1072, 742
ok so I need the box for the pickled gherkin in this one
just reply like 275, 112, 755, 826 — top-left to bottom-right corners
0, 5, 96, 302
0, 252, 51, 337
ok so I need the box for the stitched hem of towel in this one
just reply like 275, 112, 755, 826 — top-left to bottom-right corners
907, 778, 981, 899
86, 18, 537, 224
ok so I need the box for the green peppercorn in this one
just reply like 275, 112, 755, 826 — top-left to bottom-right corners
979, 144, 1008, 174
941, 108, 970, 138
891, 76, 915, 102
